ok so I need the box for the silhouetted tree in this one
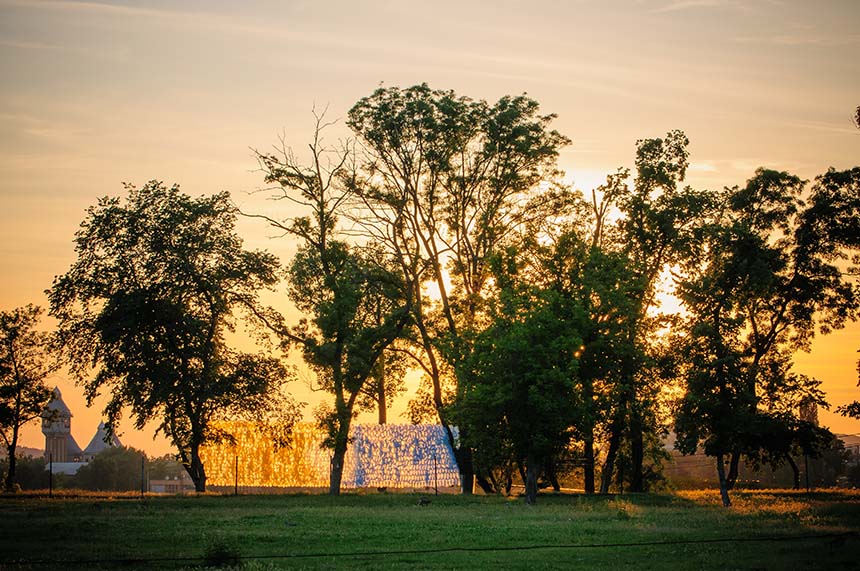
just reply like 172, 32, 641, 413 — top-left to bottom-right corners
457, 246, 586, 504
346, 84, 570, 493
599, 131, 714, 493
0, 305, 57, 492
49, 181, 300, 492
253, 115, 412, 495
675, 167, 860, 506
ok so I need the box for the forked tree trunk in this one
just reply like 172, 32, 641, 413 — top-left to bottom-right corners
599, 416, 622, 494
716, 453, 732, 507
187, 442, 207, 493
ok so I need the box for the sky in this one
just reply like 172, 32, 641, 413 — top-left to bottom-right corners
1, 0, 858, 456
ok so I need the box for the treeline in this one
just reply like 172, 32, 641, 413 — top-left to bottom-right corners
2, 85, 858, 505
0, 448, 184, 492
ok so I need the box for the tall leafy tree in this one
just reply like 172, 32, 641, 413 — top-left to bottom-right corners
0, 305, 57, 492
675, 167, 860, 506
458, 243, 591, 504
253, 116, 412, 495
600, 131, 713, 493
346, 84, 570, 492
49, 181, 298, 492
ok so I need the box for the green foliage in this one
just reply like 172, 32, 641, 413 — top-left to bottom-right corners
48, 181, 299, 492
74, 445, 146, 492
0, 305, 57, 491
457, 249, 584, 493
346, 84, 572, 489
256, 114, 411, 494
0, 454, 49, 490
675, 167, 860, 504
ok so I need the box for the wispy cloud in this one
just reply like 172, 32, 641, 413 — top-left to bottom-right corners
733, 33, 860, 47
652, 0, 781, 14
1, 0, 180, 19
0, 39, 63, 50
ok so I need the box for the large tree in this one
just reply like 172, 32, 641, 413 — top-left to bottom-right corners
49, 181, 299, 492
253, 116, 412, 495
346, 84, 569, 492
675, 167, 860, 506
457, 247, 584, 504
599, 130, 714, 493
0, 305, 56, 492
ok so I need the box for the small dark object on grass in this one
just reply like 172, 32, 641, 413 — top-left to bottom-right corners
284, 518, 297, 527
204, 540, 242, 568
417, 497, 431, 506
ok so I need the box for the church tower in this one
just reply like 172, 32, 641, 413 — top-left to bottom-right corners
41, 387, 82, 462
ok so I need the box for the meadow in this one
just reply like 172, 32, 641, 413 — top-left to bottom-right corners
1, 489, 858, 570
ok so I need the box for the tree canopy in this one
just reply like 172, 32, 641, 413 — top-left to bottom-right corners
0, 304, 57, 491
48, 181, 300, 492
675, 167, 860, 506
254, 115, 412, 495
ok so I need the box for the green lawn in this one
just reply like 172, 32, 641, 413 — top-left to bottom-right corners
1, 489, 858, 570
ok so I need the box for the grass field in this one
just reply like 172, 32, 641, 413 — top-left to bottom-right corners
1, 489, 858, 570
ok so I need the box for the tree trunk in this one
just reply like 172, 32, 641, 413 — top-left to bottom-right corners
474, 471, 496, 494
716, 453, 732, 507
187, 442, 207, 493
629, 410, 645, 492
4, 439, 17, 492
525, 455, 543, 505
545, 457, 560, 492
584, 433, 595, 495
599, 417, 622, 494
454, 445, 475, 494
329, 440, 347, 496
786, 454, 800, 490
725, 451, 740, 491
376, 355, 387, 425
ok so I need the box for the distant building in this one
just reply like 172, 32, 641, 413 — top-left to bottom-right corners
839, 434, 860, 465
40, 387, 122, 474
41, 387, 83, 463
149, 473, 195, 494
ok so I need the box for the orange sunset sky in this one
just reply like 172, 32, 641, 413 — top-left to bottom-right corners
1, 0, 859, 456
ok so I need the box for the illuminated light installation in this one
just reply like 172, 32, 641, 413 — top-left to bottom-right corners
200, 423, 460, 489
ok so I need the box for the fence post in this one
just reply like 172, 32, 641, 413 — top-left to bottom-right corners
234, 455, 239, 496
434, 453, 438, 496
140, 455, 146, 498
48, 453, 53, 498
